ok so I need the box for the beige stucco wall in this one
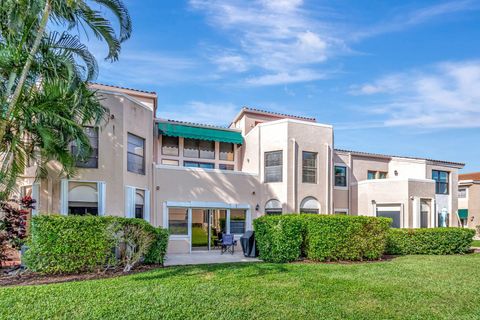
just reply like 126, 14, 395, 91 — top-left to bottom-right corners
388, 158, 427, 179
459, 183, 480, 228
25, 90, 154, 217
356, 178, 435, 228
426, 163, 460, 227
153, 166, 265, 227
239, 119, 333, 213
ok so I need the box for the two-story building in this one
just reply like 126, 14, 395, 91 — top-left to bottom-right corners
458, 172, 480, 229
17, 84, 465, 254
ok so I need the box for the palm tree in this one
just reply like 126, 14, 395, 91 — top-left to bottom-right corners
1, 0, 132, 146
0, 0, 131, 198
0, 30, 107, 198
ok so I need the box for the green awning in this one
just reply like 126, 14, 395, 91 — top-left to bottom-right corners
158, 122, 243, 144
458, 209, 469, 219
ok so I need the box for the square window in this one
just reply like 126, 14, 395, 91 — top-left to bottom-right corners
161, 136, 179, 156
220, 142, 234, 161
265, 151, 282, 183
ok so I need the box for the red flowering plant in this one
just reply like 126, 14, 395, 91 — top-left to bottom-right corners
0, 196, 35, 250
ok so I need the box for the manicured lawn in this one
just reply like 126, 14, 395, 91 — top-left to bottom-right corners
472, 240, 480, 247
1, 255, 480, 319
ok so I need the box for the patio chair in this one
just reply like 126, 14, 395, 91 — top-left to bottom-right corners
213, 232, 223, 249
221, 233, 237, 255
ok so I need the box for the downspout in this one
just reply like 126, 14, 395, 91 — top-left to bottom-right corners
291, 138, 297, 212
152, 121, 157, 226
325, 143, 329, 214
348, 153, 352, 214
329, 146, 333, 214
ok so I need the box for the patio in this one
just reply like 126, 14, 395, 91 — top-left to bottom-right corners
164, 250, 260, 267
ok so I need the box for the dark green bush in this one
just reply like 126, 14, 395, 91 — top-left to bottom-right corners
303, 215, 391, 261
253, 214, 304, 263
385, 228, 475, 255
24, 215, 169, 274
144, 227, 169, 265
253, 214, 391, 263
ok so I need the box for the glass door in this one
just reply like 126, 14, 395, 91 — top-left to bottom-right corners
191, 209, 228, 251
191, 209, 210, 251
210, 209, 227, 250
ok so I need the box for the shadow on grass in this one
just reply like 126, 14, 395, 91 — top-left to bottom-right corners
132, 262, 290, 282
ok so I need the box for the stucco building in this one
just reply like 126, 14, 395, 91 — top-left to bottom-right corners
17, 84, 465, 254
458, 172, 480, 229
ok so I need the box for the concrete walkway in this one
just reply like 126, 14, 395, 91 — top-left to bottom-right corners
164, 250, 261, 267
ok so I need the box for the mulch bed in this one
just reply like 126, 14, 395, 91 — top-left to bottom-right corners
0, 264, 163, 287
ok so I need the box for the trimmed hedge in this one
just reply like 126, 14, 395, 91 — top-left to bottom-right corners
385, 228, 475, 255
253, 215, 304, 263
303, 215, 391, 261
254, 214, 391, 263
23, 215, 169, 274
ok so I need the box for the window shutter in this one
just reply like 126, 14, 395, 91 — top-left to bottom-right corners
60, 179, 69, 215
125, 186, 135, 218
97, 182, 106, 216
144, 189, 151, 223
31, 184, 39, 216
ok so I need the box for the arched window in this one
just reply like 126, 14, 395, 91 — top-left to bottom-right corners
135, 191, 145, 219
68, 183, 98, 215
300, 197, 320, 214
265, 199, 282, 215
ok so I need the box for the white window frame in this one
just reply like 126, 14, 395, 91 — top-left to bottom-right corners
163, 201, 252, 251
375, 203, 404, 228
60, 179, 106, 216
125, 186, 150, 222
334, 208, 349, 215
458, 187, 467, 199
334, 163, 348, 190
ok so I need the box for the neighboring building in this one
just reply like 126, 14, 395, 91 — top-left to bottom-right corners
17, 84, 465, 254
458, 172, 480, 228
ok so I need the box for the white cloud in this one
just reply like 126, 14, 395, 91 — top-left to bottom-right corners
90, 41, 202, 87
350, 60, 480, 128
246, 69, 327, 86
349, 74, 406, 95
190, 0, 345, 85
351, 0, 479, 40
212, 54, 249, 73
158, 101, 239, 126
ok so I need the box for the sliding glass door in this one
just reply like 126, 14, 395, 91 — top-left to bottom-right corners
191, 209, 228, 251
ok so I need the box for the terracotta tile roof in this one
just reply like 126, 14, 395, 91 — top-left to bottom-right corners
459, 172, 480, 181
335, 149, 465, 167
89, 82, 156, 95
240, 107, 317, 122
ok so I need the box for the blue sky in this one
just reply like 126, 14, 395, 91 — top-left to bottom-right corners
91, 0, 480, 172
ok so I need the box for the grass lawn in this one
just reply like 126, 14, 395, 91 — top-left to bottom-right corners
472, 240, 480, 247
1, 255, 480, 320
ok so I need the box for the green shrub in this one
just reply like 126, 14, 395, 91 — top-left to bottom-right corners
253, 214, 391, 262
385, 228, 475, 255
24, 215, 115, 274
253, 214, 304, 263
144, 227, 169, 265
24, 215, 169, 274
303, 215, 391, 261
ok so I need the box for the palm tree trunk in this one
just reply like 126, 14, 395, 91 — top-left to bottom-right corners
8, 0, 51, 113
0, 1, 51, 143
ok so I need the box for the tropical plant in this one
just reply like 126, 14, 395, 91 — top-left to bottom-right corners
0, 195, 35, 250
0, 0, 132, 198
